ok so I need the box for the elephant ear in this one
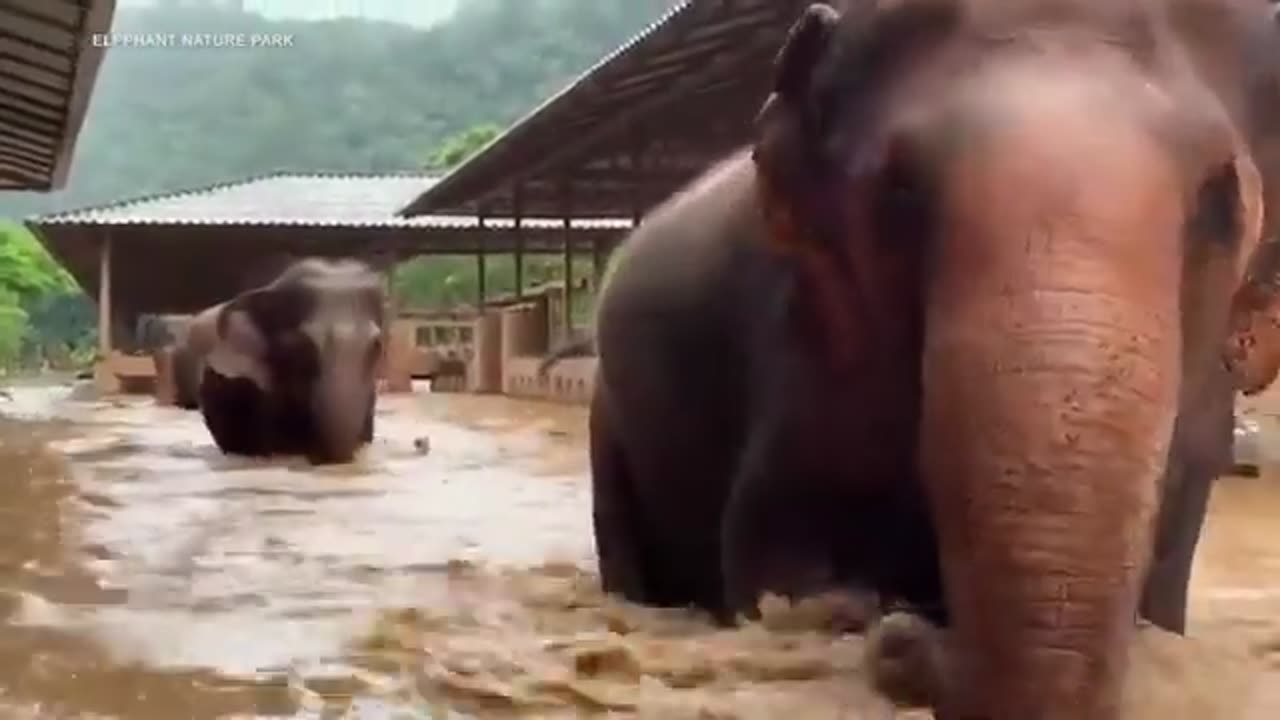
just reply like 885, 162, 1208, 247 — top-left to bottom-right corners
751, 0, 959, 256
751, 2, 841, 256
1226, 239, 1280, 396
1221, 141, 1280, 396
206, 288, 298, 389
221, 286, 307, 339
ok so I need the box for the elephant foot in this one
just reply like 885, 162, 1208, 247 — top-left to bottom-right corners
864, 611, 949, 713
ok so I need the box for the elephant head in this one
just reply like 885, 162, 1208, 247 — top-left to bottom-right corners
753, 1, 1280, 716
1225, 238, 1280, 394
212, 258, 386, 464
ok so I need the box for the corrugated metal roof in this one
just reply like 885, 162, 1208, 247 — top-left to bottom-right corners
29, 171, 633, 316
399, 0, 808, 218
0, 0, 116, 191
33, 171, 632, 229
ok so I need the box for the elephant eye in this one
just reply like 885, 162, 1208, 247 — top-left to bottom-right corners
275, 332, 318, 375
1187, 161, 1241, 249
871, 140, 936, 250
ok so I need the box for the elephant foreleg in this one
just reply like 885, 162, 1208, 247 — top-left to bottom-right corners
199, 368, 272, 457
588, 385, 653, 606
172, 350, 201, 410
720, 424, 848, 623
361, 396, 375, 444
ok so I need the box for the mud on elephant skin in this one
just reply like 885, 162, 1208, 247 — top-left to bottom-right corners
587, 2, 1280, 718
197, 257, 385, 465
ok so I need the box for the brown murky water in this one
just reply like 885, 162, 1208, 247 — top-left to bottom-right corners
0, 380, 1275, 718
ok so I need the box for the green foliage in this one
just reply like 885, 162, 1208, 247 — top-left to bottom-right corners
0, 222, 75, 302
425, 124, 502, 171
0, 223, 92, 370
0, 290, 29, 370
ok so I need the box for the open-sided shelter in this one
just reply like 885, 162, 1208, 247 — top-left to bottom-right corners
396, 0, 810, 339
26, 171, 629, 363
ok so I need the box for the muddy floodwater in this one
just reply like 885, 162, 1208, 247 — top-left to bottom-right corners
0, 379, 1275, 718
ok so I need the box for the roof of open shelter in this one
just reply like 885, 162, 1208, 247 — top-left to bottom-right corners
28, 172, 630, 315
398, 0, 810, 219
1, 0, 116, 191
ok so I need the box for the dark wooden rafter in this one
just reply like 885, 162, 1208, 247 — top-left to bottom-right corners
513, 182, 525, 298
399, 0, 810, 218
0, 49, 75, 83
0, 0, 113, 190
476, 207, 488, 305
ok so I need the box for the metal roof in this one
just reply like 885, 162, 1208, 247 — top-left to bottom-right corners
0, 0, 116, 191
34, 171, 630, 229
28, 172, 631, 316
398, 0, 809, 219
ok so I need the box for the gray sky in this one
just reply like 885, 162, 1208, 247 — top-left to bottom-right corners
116, 0, 460, 29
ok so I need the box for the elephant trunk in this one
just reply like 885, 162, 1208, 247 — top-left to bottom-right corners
918, 84, 1183, 718
311, 355, 374, 464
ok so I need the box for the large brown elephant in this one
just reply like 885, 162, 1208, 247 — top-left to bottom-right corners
197, 257, 385, 464
587, 2, 1280, 717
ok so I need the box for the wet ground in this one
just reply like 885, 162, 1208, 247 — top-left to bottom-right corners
0, 379, 1273, 718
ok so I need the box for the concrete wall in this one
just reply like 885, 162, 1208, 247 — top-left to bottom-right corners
502, 355, 595, 405
382, 318, 416, 393
96, 351, 155, 395
497, 302, 594, 405
468, 312, 504, 393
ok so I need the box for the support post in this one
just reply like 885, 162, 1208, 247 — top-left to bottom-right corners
98, 232, 112, 357
94, 231, 118, 394
476, 209, 488, 309
591, 238, 605, 293
629, 124, 646, 227
381, 254, 411, 393
560, 179, 573, 343
513, 183, 525, 300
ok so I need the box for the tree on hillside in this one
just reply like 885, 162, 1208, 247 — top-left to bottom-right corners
424, 124, 501, 171
0, 223, 95, 370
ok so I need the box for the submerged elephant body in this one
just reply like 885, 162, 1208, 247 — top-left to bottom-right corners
590, 2, 1280, 717
197, 258, 385, 465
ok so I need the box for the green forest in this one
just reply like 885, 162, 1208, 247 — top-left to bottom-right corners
0, 0, 674, 370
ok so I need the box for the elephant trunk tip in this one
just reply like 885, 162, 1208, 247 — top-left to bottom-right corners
865, 611, 950, 711
310, 386, 373, 466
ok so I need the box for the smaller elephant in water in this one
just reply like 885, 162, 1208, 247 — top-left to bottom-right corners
168, 305, 223, 410
198, 257, 386, 464
135, 314, 192, 352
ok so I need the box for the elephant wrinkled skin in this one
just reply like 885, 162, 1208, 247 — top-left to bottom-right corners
197, 257, 385, 465
587, 2, 1280, 718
